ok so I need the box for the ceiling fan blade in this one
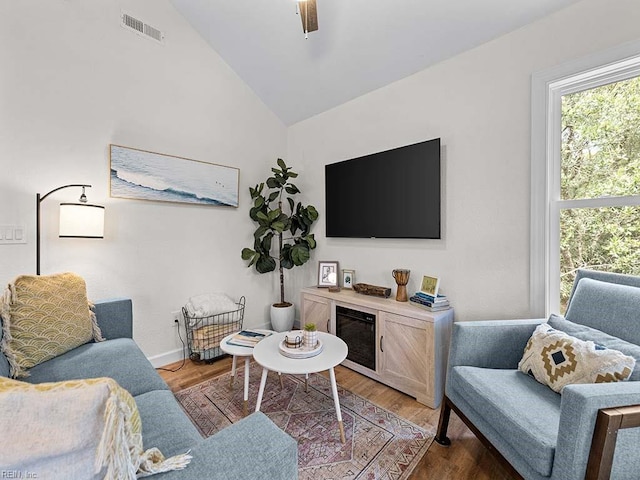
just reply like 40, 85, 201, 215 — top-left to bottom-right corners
298, 0, 318, 33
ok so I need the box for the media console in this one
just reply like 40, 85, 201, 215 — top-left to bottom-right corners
300, 287, 454, 408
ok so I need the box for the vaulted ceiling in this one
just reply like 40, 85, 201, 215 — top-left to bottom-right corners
170, 0, 583, 125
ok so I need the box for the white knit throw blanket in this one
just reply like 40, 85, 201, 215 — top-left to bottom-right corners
0, 377, 192, 479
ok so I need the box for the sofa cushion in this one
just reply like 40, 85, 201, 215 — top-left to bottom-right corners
135, 390, 202, 457
0, 376, 190, 478
548, 314, 640, 381
565, 278, 640, 345
450, 366, 561, 477
157, 412, 299, 480
26, 338, 169, 397
0, 273, 103, 378
93, 298, 133, 340
519, 323, 635, 393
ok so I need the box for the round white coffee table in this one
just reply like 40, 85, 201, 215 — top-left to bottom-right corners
252, 331, 349, 443
220, 329, 275, 416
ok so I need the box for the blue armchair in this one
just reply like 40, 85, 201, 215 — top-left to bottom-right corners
435, 270, 640, 480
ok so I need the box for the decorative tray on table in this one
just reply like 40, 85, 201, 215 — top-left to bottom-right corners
278, 331, 324, 359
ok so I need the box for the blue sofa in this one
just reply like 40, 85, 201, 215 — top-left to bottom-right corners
0, 298, 298, 479
435, 270, 640, 480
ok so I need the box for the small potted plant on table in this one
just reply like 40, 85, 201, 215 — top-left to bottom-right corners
303, 322, 318, 348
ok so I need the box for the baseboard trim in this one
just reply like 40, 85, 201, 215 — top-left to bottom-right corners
148, 348, 187, 368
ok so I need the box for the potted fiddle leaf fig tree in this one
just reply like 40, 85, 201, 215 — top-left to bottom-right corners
241, 158, 318, 331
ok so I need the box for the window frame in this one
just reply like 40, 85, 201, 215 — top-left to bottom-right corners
530, 40, 640, 317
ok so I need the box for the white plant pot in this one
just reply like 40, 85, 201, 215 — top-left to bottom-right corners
270, 303, 295, 332
303, 330, 318, 348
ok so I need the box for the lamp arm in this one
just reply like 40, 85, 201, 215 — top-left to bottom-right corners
36, 183, 93, 275
38, 184, 92, 203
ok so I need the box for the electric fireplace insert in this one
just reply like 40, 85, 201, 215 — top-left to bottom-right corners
335, 305, 376, 371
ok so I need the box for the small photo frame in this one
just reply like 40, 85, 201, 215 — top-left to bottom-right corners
420, 275, 440, 297
318, 261, 339, 288
342, 269, 355, 289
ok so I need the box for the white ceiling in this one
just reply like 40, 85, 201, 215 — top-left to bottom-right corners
170, 0, 582, 126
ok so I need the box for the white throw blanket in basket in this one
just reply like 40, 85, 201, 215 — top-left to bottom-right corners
184, 293, 238, 327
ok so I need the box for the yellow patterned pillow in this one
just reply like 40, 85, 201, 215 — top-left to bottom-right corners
518, 323, 636, 393
0, 376, 191, 478
0, 272, 104, 378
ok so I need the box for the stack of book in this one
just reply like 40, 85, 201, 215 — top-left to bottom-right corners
409, 292, 450, 312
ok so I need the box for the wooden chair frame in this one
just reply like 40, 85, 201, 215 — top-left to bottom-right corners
435, 396, 524, 480
586, 404, 640, 480
436, 396, 640, 480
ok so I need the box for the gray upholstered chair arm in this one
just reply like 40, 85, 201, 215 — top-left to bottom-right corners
448, 319, 544, 370
92, 298, 133, 340
553, 382, 640, 480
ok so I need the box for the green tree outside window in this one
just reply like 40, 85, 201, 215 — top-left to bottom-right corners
560, 76, 640, 308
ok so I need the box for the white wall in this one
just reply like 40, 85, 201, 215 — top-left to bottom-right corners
0, 0, 288, 364
288, 0, 640, 322
3, 0, 640, 365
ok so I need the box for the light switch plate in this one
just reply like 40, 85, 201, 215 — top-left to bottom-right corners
0, 225, 27, 244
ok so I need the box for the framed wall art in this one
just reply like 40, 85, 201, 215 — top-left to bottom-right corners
317, 261, 339, 287
109, 144, 239, 207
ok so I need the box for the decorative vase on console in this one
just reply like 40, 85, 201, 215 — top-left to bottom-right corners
392, 269, 410, 302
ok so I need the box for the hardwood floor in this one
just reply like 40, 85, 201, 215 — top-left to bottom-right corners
158, 357, 514, 480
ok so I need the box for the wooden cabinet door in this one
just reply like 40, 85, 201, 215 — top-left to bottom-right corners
379, 311, 432, 404
301, 294, 332, 333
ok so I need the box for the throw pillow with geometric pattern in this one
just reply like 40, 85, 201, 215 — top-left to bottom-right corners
518, 323, 636, 393
0, 272, 104, 378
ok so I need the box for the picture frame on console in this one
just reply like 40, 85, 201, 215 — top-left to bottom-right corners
420, 275, 440, 297
342, 269, 355, 289
318, 261, 339, 287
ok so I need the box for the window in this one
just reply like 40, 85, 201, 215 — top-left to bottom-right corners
559, 78, 640, 307
531, 41, 640, 316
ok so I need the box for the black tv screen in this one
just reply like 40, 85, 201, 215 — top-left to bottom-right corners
325, 138, 440, 239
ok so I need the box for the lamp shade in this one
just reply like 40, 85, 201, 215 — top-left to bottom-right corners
59, 203, 105, 238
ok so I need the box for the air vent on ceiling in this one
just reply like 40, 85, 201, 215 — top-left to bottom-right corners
121, 12, 164, 44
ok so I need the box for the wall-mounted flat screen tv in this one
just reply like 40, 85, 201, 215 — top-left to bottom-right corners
325, 138, 440, 239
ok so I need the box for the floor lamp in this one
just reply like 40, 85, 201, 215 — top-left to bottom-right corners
36, 184, 105, 275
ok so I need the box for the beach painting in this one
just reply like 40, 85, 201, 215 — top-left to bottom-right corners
109, 145, 239, 207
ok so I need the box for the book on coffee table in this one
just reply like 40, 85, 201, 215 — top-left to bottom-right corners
227, 329, 272, 348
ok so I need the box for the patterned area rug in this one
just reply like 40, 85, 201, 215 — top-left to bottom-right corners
175, 361, 434, 479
